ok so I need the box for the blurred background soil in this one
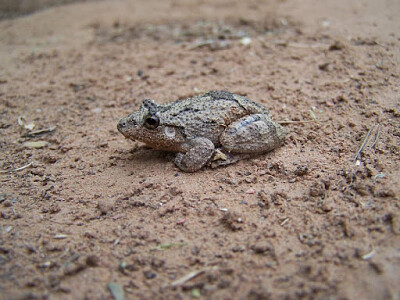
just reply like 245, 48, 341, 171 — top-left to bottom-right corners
0, 0, 95, 19
0, 0, 399, 299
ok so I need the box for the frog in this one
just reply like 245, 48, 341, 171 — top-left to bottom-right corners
117, 90, 286, 172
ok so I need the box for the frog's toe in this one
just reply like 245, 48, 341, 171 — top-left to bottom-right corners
174, 138, 215, 172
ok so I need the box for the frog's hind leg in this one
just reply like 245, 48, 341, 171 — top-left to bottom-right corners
220, 114, 286, 154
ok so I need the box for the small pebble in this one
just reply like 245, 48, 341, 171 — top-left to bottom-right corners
108, 282, 124, 300
245, 188, 256, 194
143, 270, 157, 279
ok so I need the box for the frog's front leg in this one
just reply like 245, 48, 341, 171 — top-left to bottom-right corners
174, 137, 215, 172
220, 114, 286, 154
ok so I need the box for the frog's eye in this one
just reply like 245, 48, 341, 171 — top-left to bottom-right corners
144, 115, 160, 129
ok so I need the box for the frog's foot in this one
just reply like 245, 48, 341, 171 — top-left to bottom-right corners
209, 149, 255, 168
174, 137, 215, 172
220, 114, 286, 154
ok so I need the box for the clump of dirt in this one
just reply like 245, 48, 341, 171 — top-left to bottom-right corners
0, 0, 399, 299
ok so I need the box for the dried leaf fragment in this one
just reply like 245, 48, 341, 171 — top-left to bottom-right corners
23, 141, 48, 149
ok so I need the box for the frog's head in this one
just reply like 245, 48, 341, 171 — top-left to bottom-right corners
117, 99, 185, 151
117, 99, 159, 137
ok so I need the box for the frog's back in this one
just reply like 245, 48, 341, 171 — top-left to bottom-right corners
158, 91, 269, 144
163, 90, 268, 120
186, 90, 268, 114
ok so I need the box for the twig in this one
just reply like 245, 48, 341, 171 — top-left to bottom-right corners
288, 42, 326, 48
21, 126, 56, 137
0, 162, 33, 174
188, 39, 230, 51
188, 40, 214, 50
370, 124, 380, 149
354, 125, 380, 161
280, 218, 289, 226
171, 269, 206, 287
278, 120, 317, 125
151, 242, 187, 251
362, 249, 376, 260
374, 173, 386, 182
309, 110, 317, 120
354, 127, 373, 161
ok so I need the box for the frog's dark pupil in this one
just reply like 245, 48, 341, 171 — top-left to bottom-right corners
145, 116, 159, 129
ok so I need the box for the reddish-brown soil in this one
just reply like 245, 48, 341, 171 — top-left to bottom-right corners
1, 0, 399, 299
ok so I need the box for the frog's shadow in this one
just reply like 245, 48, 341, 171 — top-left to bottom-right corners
119, 146, 173, 168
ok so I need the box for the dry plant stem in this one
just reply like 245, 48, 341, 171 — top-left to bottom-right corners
0, 162, 33, 173
22, 127, 56, 137
170, 269, 206, 287
278, 120, 317, 125
370, 125, 381, 149
354, 127, 374, 161
188, 40, 214, 50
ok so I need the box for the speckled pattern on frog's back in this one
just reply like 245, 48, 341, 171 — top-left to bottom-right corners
157, 91, 270, 144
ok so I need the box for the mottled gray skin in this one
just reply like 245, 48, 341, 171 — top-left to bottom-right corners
117, 90, 286, 172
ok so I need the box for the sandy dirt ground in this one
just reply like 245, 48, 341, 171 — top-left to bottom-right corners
1, 0, 399, 299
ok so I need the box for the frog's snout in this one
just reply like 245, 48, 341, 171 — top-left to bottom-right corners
117, 117, 128, 135
117, 118, 125, 129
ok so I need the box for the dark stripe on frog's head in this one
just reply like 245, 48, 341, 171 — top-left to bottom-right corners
141, 99, 160, 115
